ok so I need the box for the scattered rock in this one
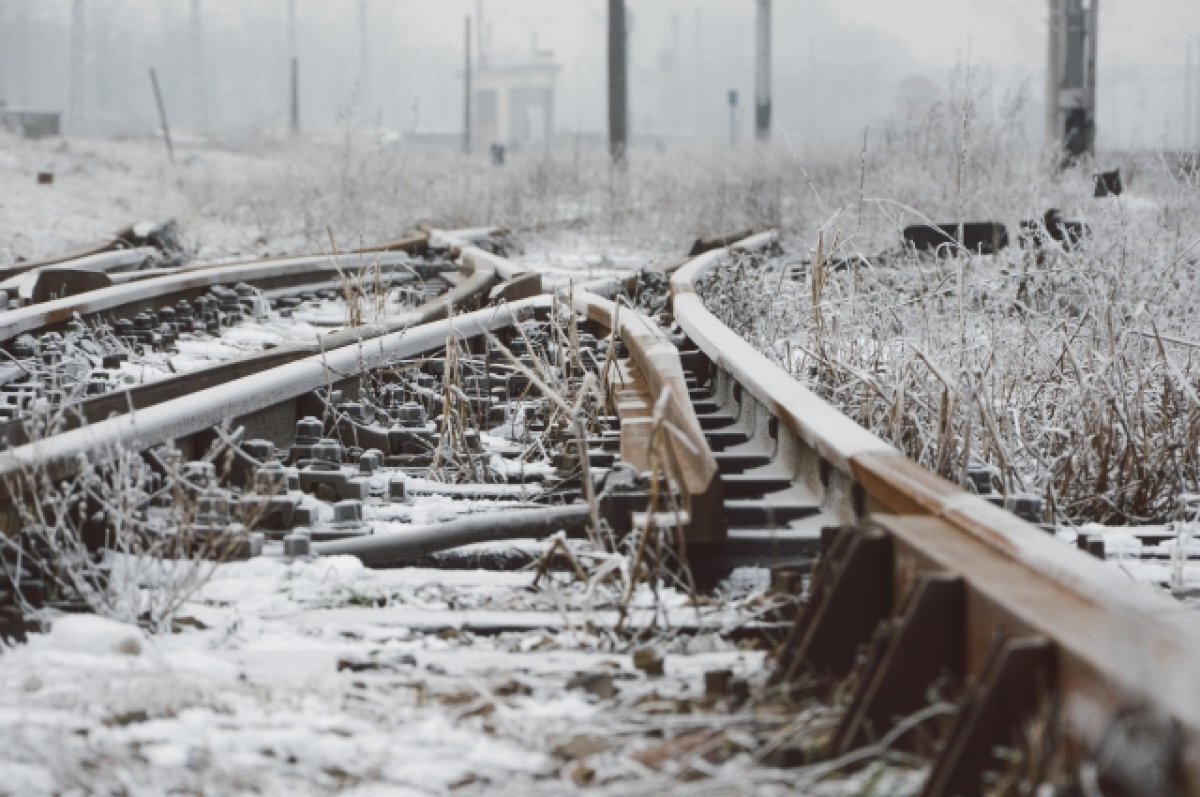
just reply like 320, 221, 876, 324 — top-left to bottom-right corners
566, 671, 616, 700
566, 762, 596, 786
552, 734, 610, 760
632, 647, 664, 677
336, 652, 417, 673
103, 709, 149, 728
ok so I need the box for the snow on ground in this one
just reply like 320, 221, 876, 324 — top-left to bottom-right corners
0, 553, 918, 796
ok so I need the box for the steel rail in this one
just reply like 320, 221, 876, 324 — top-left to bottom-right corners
670, 232, 1200, 794
569, 287, 725, 543
0, 233, 431, 343
0, 249, 503, 448
0, 222, 171, 283
0, 295, 548, 516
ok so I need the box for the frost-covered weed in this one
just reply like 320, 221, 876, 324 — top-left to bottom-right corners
699, 85, 1200, 525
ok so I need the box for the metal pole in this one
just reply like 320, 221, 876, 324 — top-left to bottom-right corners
287, 0, 298, 134
1046, 0, 1062, 152
149, 67, 175, 163
290, 57, 300, 135
608, 0, 628, 165
754, 0, 772, 142
190, 0, 207, 133
1047, 0, 1098, 163
476, 0, 485, 66
69, 0, 86, 135
463, 15, 472, 154
1188, 45, 1194, 149
358, 0, 370, 108
728, 89, 739, 147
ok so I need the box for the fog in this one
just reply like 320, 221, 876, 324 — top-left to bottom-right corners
0, 0, 1197, 152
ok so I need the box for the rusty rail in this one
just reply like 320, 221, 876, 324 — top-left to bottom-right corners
670, 232, 1200, 794
571, 288, 725, 544
0, 232, 430, 342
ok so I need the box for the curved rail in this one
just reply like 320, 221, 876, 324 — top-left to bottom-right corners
0, 233, 430, 344
0, 249, 502, 448
671, 232, 1200, 793
570, 287, 724, 543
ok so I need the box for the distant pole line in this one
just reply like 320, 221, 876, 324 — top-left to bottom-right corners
291, 57, 300, 136
608, 0, 628, 165
190, 0, 208, 133
149, 67, 175, 163
358, 0, 371, 110
463, 15, 472, 154
754, 0, 772, 142
69, 0, 86, 135
1046, 0, 1098, 163
1187, 44, 1194, 148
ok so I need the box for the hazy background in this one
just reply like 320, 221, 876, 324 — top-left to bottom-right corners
0, 0, 1198, 153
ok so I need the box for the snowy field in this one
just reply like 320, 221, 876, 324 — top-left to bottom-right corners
0, 553, 925, 796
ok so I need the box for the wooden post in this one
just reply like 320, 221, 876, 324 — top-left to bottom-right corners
148, 67, 175, 163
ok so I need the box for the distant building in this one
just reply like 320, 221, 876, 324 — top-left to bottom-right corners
0, 106, 62, 139
472, 56, 561, 150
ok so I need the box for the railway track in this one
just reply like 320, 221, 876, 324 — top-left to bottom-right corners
0, 226, 1196, 794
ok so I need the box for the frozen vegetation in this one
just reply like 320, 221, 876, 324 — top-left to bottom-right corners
2, 76, 1199, 793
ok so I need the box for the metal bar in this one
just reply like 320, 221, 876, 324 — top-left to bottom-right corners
314, 506, 593, 565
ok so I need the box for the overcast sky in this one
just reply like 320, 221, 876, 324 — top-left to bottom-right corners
1, 0, 1198, 151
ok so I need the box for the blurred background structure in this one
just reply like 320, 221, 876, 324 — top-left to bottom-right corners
0, 0, 1196, 155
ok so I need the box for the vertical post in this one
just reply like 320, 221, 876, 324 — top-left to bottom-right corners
69, 0, 86, 135
1085, 0, 1099, 153
0, 0, 8, 104
290, 57, 300, 135
728, 89, 739, 146
1188, 45, 1194, 149
754, 0, 772, 142
694, 7, 702, 133
287, 0, 298, 135
608, 0, 628, 165
149, 67, 175, 163
1045, 0, 1062, 153
15, 0, 28, 106
1047, 0, 1098, 162
476, 0, 486, 66
358, 0, 371, 108
1195, 39, 1200, 149
463, 16, 472, 154
190, 0, 207, 133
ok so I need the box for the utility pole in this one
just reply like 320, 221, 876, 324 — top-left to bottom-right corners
0, 0, 9, 104
608, 0, 628, 165
190, 0, 208, 133
1188, 45, 1194, 149
290, 58, 300, 135
288, 0, 299, 136
476, 0, 486, 66
693, 7, 703, 133
728, 89, 739, 146
69, 0, 86, 135
358, 0, 371, 109
149, 67, 175, 163
754, 0, 772, 142
1046, 0, 1099, 163
463, 15, 472, 154
15, 0, 28, 106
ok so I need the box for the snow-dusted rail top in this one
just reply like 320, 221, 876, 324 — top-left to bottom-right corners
670, 231, 1200, 791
